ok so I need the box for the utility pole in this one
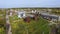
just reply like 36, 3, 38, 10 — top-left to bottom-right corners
6, 10, 12, 34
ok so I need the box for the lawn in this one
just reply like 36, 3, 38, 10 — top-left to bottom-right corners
10, 15, 50, 34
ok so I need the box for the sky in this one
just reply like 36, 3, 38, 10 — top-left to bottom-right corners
0, 0, 60, 8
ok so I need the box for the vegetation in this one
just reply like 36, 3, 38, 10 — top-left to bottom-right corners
0, 10, 6, 34
10, 15, 50, 34
51, 9, 60, 15
0, 8, 60, 34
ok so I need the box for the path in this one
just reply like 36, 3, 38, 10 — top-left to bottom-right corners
6, 11, 12, 34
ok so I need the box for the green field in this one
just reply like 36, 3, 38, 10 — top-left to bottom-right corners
9, 15, 50, 34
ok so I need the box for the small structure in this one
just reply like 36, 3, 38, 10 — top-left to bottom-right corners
17, 11, 26, 18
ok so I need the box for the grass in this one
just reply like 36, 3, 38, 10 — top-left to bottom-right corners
9, 15, 50, 34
